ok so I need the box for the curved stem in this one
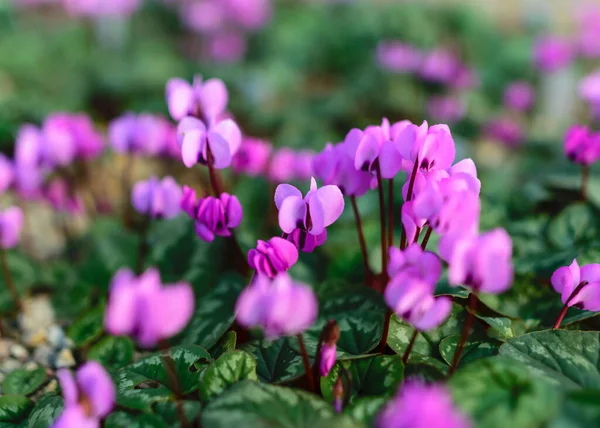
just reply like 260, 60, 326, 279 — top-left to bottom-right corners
400, 161, 420, 250
159, 341, 188, 427
553, 280, 589, 329
374, 164, 387, 273
553, 305, 569, 330
379, 309, 392, 354
0, 248, 21, 312
207, 150, 224, 197
420, 226, 433, 251
296, 334, 315, 392
402, 329, 419, 364
387, 179, 394, 248
449, 292, 477, 375
350, 196, 371, 276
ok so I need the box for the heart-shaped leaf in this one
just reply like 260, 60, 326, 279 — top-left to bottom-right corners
105, 411, 169, 428
0, 395, 33, 424
25, 394, 63, 428
439, 335, 501, 367
210, 331, 237, 360
200, 350, 258, 401
241, 338, 305, 383
88, 336, 134, 370
67, 305, 105, 348
2, 367, 46, 396
111, 370, 173, 411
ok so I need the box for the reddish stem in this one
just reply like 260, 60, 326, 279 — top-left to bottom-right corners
379, 309, 392, 354
387, 179, 394, 248
420, 226, 433, 251
0, 247, 21, 312
374, 164, 387, 273
350, 196, 371, 276
296, 334, 315, 392
553, 281, 589, 329
400, 160, 420, 250
449, 292, 477, 375
581, 165, 589, 201
402, 329, 419, 364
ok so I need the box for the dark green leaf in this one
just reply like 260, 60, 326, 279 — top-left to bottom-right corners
105, 411, 169, 428
0, 396, 33, 423
343, 396, 386, 426
201, 380, 337, 428
499, 330, 600, 390
152, 401, 203, 428
67, 305, 105, 348
546, 203, 599, 249
126, 345, 211, 395
241, 338, 305, 383
386, 317, 431, 358
439, 335, 500, 367
200, 350, 258, 401
25, 394, 63, 428
88, 336, 134, 370
2, 368, 46, 396
210, 331, 237, 360
111, 370, 173, 411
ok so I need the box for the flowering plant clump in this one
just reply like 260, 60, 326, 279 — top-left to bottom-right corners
5, 2, 600, 428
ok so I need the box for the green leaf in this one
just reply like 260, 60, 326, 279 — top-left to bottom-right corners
344, 396, 386, 426
476, 315, 515, 340
25, 394, 63, 428
67, 305, 105, 348
386, 316, 431, 358
449, 356, 561, 428
105, 411, 169, 428
293, 283, 386, 357
241, 338, 304, 383
200, 350, 258, 401
499, 330, 600, 390
321, 355, 404, 402
552, 390, 600, 427
88, 336, 134, 370
152, 401, 203, 428
404, 354, 448, 381
439, 335, 500, 367
175, 274, 245, 350
2, 367, 46, 396
111, 370, 173, 411
126, 345, 211, 395
0, 395, 33, 424
546, 203, 599, 249
210, 331, 237, 360
201, 380, 338, 428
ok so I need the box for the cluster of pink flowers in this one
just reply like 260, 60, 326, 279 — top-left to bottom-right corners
563, 125, 600, 166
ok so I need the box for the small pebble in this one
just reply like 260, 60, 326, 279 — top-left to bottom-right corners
42, 379, 58, 394
33, 345, 54, 367
55, 349, 75, 368
1, 358, 21, 373
27, 330, 48, 347
10, 344, 29, 361
23, 361, 39, 370
47, 325, 66, 349
0, 339, 14, 359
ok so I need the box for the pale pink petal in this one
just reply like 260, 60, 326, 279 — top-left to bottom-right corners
274, 184, 302, 209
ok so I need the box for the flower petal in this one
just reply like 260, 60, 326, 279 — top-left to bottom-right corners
274, 184, 302, 209
76, 361, 115, 418
278, 196, 306, 233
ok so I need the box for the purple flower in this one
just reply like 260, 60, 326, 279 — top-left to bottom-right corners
248, 237, 299, 278
53, 362, 115, 428
576, 5, 600, 58
166, 75, 228, 122
354, 119, 410, 178
448, 228, 513, 294
176, 116, 242, 169
268, 148, 297, 183
427, 96, 466, 124
320, 343, 336, 376
41, 113, 78, 168
533, 36, 574, 73
235, 273, 318, 339
551, 259, 600, 311
504, 81, 536, 111
132, 176, 183, 219
579, 70, 600, 118
109, 113, 173, 156
180, 185, 198, 218
45, 179, 85, 215
401, 202, 426, 246
294, 150, 315, 181
275, 177, 344, 236
387, 243, 441, 284
193, 193, 243, 242
395, 121, 456, 174
419, 49, 461, 84
0, 207, 24, 249
284, 228, 327, 253
206, 32, 247, 63
564, 125, 600, 165
377, 381, 471, 428
232, 137, 272, 176
376, 41, 423, 73
224, 0, 272, 30
483, 118, 524, 148
104, 268, 194, 347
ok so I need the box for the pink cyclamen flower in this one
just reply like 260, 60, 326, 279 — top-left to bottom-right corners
206, 31, 247, 63
551, 259, 600, 311
248, 237, 299, 278
284, 227, 327, 253
395, 120, 456, 174
376, 41, 423, 73
52, 362, 115, 428
194, 193, 243, 242
448, 228, 513, 294
224, 0, 272, 30
104, 268, 194, 347
388, 243, 441, 284
166, 75, 228, 122
564, 125, 600, 165
504, 81, 535, 111
576, 5, 600, 58
268, 148, 297, 183
109, 113, 172, 156
0, 207, 24, 249
533, 36, 574, 73
294, 150, 315, 181
232, 137, 272, 176
320, 343, 336, 377
483, 118, 524, 148
419, 49, 461, 84
275, 177, 344, 237
132, 176, 182, 219
427, 96, 466, 124
45, 179, 85, 215
235, 273, 318, 339
176, 116, 242, 169
579, 70, 600, 118
41, 113, 78, 168
377, 381, 471, 428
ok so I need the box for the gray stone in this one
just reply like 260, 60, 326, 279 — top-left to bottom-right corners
1, 358, 21, 373
33, 345, 54, 367
47, 325, 67, 349
55, 349, 76, 368
23, 361, 39, 371
10, 344, 29, 361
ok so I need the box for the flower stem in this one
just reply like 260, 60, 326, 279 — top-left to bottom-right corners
582, 165, 589, 201
449, 292, 477, 375
121, 155, 135, 227
400, 161, 420, 250
379, 309, 392, 354
387, 179, 394, 248
402, 329, 419, 364
0, 247, 21, 312
207, 150, 224, 197
374, 164, 387, 273
296, 334, 315, 392
420, 226, 433, 251
159, 341, 188, 427
350, 196, 371, 276
553, 280, 589, 329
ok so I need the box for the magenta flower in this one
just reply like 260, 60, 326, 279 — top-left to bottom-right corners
395, 121, 456, 174
0, 207, 24, 249
320, 343, 336, 377
294, 150, 315, 181
193, 193, 243, 242
419, 49, 461, 84
166, 75, 228, 122
224, 0, 272, 30
579, 70, 600, 118
104, 268, 194, 347
354, 119, 410, 178
401, 202, 426, 246
483, 118, 524, 148
576, 5, 600, 58
53, 362, 115, 428
533, 36, 574, 73
180, 185, 198, 218
268, 148, 297, 182
376, 41, 423, 73
551, 259, 600, 311
232, 137, 272, 176
427, 96, 466, 124
448, 228, 513, 294
284, 228, 327, 253
235, 273, 318, 339
15, 124, 45, 168
206, 32, 247, 63
377, 381, 471, 428
504, 81, 535, 111
564, 125, 600, 165
275, 177, 344, 237
45, 179, 85, 215
388, 243, 441, 284
248, 237, 299, 278
132, 176, 182, 219
41, 113, 77, 168
176, 116, 242, 169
